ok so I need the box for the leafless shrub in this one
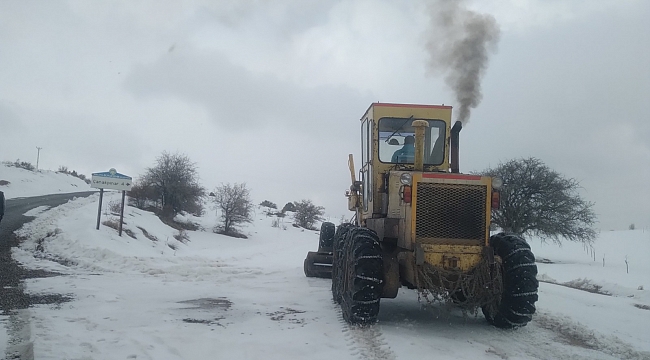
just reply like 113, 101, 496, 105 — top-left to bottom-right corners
139, 151, 206, 217
128, 182, 158, 210
9, 159, 35, 171
124, 229, 137, 239
213, 182, 253, 236
56, 166, 88, 181
478, 157, 597, 245
260, 200, 277, 209
634, 304, 650, 310
108, 200, 122, 215
293, 199, 324, 230
0, 180, 10, 186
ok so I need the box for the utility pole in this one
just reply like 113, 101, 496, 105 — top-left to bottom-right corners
36, 147, 43, 171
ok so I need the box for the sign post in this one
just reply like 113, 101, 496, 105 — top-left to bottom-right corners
91, 168, 133, 236
96, 188, 104, 230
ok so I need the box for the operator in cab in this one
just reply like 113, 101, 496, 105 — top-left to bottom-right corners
391, 135, 415, 163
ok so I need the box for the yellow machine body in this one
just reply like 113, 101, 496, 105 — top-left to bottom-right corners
352, 103, 496, 295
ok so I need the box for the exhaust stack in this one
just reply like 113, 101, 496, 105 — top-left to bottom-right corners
450, 121, 462, 173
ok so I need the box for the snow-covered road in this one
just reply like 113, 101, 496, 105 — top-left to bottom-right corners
4, 192, 650, 359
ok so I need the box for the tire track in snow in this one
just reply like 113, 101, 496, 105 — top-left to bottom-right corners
336, 307, 396, 360
533, 311, 650, 360
5, 309, 33, 360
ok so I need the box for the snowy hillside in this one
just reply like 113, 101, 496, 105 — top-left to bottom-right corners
0, 163, 92, 198
2, 187, 650, 358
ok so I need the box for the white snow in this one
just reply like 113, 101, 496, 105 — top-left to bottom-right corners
3, 171, 650, 359
0, 163, 93, 199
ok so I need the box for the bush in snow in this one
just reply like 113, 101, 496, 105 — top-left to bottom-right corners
292, 199, 324, 230
108, 200, 122, 215
56, 165, 89, 182
128, 182, 159, 210
213, 182, 253, 237
139, 151, 206, 217
8, 159, 35, 171
260, 200, 277, 209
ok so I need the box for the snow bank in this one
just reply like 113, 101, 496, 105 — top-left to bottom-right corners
529, 231, 650, 302
0, 163, 92, 199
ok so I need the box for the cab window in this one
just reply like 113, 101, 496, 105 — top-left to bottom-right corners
378, 117, 446, 165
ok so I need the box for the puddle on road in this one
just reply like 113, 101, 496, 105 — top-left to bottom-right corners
177, 298, 232, 327
177, 297, 232, 310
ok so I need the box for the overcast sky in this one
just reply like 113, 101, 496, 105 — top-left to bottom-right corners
1, 0, 648, 231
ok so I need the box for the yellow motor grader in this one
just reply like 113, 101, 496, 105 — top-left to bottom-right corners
304, 103, 538, 328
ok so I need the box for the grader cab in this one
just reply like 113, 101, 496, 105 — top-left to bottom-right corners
304, 103, 538, 328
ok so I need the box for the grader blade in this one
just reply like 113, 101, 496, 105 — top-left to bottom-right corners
303, 251, 333, 278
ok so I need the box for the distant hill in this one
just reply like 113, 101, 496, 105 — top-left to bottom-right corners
0, 162, 94, 199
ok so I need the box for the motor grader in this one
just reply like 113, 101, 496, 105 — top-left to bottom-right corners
304, 102, 538, 328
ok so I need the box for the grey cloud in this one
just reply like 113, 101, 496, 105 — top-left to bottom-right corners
460, 2, 650, 230
123, 47, 368, 136
195, 0, 339, 34
0, 102, 25, 136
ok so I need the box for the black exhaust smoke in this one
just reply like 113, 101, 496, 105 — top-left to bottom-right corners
425, 0, 500, 125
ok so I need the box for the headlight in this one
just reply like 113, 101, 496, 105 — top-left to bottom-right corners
492, 177, 503, 189
400, 173, 412, 185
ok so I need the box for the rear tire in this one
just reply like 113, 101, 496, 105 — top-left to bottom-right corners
482, 233, 538, 328
318, 222, 336, 253
340, 227, 384, 325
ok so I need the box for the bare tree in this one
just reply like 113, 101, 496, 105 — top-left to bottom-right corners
213, 183, 253, 236
293, 199, 324, 230
140, 151, 206, 217
127, 182, 158, 210
479, 157, 597, 244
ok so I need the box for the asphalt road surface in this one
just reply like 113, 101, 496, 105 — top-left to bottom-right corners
0, 191, 96, 315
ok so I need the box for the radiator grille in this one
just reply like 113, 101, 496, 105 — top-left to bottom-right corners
415, 182, 487, 243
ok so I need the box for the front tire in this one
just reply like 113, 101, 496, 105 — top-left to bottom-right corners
340, 227, 384, 325
332, 224, 353, 303
318, 222, 336, 253
482, 233, 538, 328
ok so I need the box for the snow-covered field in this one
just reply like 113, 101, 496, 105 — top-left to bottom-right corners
0, 163, 92, 199
2, 166, 650, 359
